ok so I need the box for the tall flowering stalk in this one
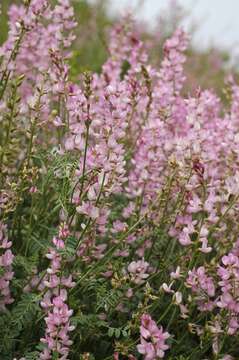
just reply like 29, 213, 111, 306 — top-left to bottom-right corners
217, 251, 239, 334
0, 222, 14, 311
40, 224, 75, 360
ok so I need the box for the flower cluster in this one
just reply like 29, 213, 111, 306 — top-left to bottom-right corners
137, 314, 170, 359
187, 266, 215, 311
40, 224, 75, 360
217, 252, 239, 334
0, 222, 14, 311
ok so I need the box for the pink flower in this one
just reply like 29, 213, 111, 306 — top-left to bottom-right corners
0, 249, 14, 266
128, 259, 150, 284
178, 229, 192, 246
137, 338, 156, 360
187, 194, 202, 213
76, 201, 100, 220
187, 267, 215, 311
199, 237, 212, 253
40, 224, 75, 358
0, 223, 14, 310
217, 251, 239, 316
228, 318, 239, 335
29, 186, 38, 193
52, 236, 65, 249
137, 314, 170, 359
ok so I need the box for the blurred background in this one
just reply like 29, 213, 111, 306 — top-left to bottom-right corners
110, 0, 239, 56
1, 0, 239, 98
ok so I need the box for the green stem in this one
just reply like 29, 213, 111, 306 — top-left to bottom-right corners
75, 172, 106, 251
72, 211, 149, 290
147, 169, 177, 259
79, 122, 90, 199
0, 84, 18, 179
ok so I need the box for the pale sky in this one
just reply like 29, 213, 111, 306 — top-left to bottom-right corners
109, 0, 239, 60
